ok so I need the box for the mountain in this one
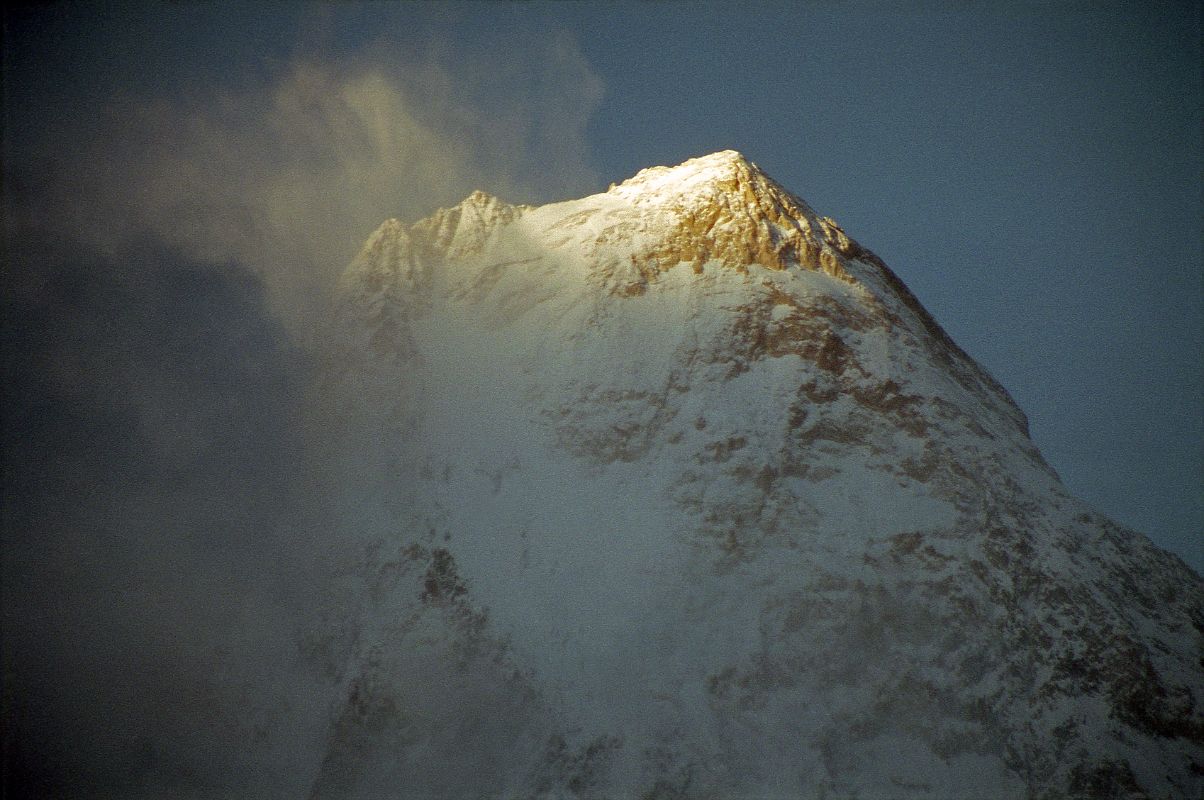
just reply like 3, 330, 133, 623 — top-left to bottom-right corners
308, 151, 1203, 799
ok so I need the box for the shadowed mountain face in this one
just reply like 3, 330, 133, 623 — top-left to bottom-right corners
312, 151, 1203, 799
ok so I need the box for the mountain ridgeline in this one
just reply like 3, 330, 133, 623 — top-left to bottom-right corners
310, 151, 1203, 799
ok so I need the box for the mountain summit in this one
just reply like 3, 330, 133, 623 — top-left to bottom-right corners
314, 152, 1203, 799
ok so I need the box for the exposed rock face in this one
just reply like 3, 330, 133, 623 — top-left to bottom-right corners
312, 151, 1204, 799
608, 151, 854, 281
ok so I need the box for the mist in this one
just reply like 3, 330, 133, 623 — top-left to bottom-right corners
1, 28, 603, 798
13, 32, 601, 338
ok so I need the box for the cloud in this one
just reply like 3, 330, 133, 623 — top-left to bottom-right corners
16, 32, 604, 340
1, 27, 604, 797
1, 238, 329, 797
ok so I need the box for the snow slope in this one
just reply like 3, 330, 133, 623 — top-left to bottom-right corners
309, 151, 1203, 799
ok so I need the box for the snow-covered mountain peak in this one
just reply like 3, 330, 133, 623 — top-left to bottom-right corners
457, 188, 510, 215
609, 149, 808, 223
399, 189, 522, 262
349, 152, 851, 290
540, 150, 858, 284
610, 149, 758, 196
362, 216, 405, 245
336, 154, 1034, 435
316, 152, 1204, 800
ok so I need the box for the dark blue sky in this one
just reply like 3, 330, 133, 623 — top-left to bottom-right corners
4, 1, 1200, 572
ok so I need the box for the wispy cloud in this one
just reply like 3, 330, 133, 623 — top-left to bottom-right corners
2, 28, 604, 797
12, 32, 603, 336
